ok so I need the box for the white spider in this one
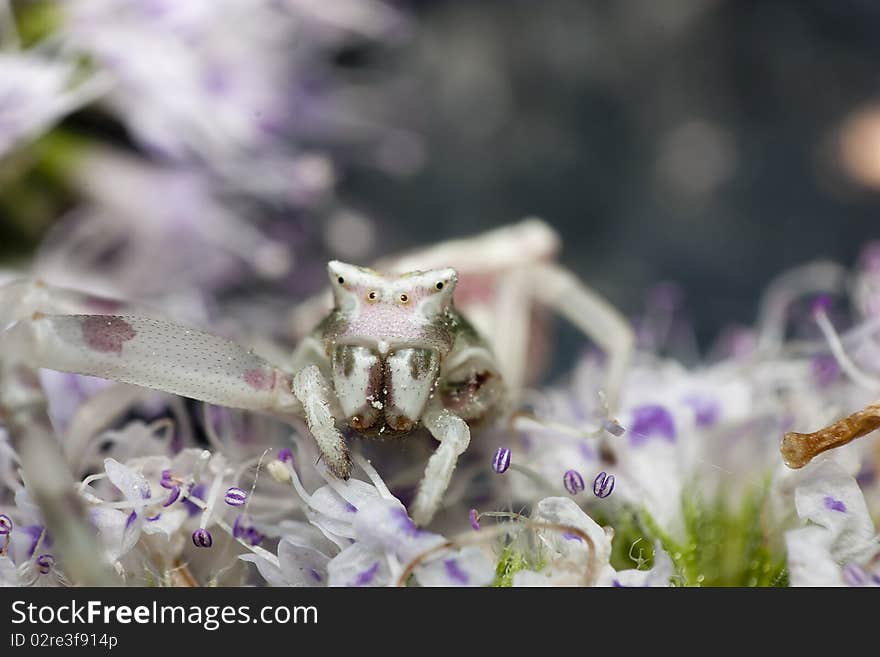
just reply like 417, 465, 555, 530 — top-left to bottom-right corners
0, 219, 632, 526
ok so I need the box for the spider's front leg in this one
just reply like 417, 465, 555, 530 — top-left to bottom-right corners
1, 280, 353, 481
1, 312, 303, 420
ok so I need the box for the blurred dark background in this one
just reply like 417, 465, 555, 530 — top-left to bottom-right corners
3, 0, 880, 349
345, 0, 880, 346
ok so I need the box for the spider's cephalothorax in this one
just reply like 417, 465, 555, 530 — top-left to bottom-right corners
320, 262, 457, 436
316, 261, 503, 437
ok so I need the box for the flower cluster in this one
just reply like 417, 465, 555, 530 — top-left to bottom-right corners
2, 241, 880, 586
1, 0, 414, 326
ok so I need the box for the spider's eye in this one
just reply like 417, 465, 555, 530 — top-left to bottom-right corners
435, 281, 444, 290
337, 276, 345, 285
399, 293, 409, 304
367, 291, 378, 301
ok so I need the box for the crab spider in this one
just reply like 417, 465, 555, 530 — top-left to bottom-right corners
292, 219, 634, 414
0, 220, 633, 525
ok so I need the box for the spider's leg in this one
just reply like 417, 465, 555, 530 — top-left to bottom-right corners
490, 266, 536, 399
291, 364, 352, 480
500, 262, 634, 415
410, 405, 471, 526
1, 313, 302, 419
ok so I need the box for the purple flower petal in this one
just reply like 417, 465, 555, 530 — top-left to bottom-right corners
182, 484, 206, 516
823, 496, 846, 513
629, 404, 676, 445
443, 559, 469, 585
353, 561, 380, 586
812, 355, 840, 387
389, 507, 424, 537
468, 509, 480, 531
682, 395, 721, 428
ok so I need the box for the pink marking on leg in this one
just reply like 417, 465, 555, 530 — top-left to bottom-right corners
243, 368, 274, 391
81, 316, 137, 355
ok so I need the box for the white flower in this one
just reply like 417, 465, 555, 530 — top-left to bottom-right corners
785, 461, 880, 586
511, 352, 773, 537
38, 370, 112, 437
33, 153, 292, 303
239, 521, 334, 586
57, 0, 405, 199
511, 497, 675, 587
1, 489, 64, 586
81, 451, 226, 569
512, 497, 614, 587
86, 458, 188, 565
242, 458, 494, 587
602, 541, 676, 588
0, 52, 106, 158
0, 555, 21, 586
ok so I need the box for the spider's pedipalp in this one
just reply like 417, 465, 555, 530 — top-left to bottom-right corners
292, 364, 352, 479
410, 405, 471, 526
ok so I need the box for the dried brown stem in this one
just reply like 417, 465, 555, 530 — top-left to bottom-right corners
781, 403, 880, 468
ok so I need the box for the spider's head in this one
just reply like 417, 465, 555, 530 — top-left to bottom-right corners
325, 260, 458, 353
323, 261, 459, 434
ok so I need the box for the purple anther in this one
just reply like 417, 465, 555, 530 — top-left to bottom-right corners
492, 447, 511, 474
592, 471, 615, 499
192, 528, 213, 548
36, 554, 54, 575
224, 487, 247, 507
563, 469, 585, 495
